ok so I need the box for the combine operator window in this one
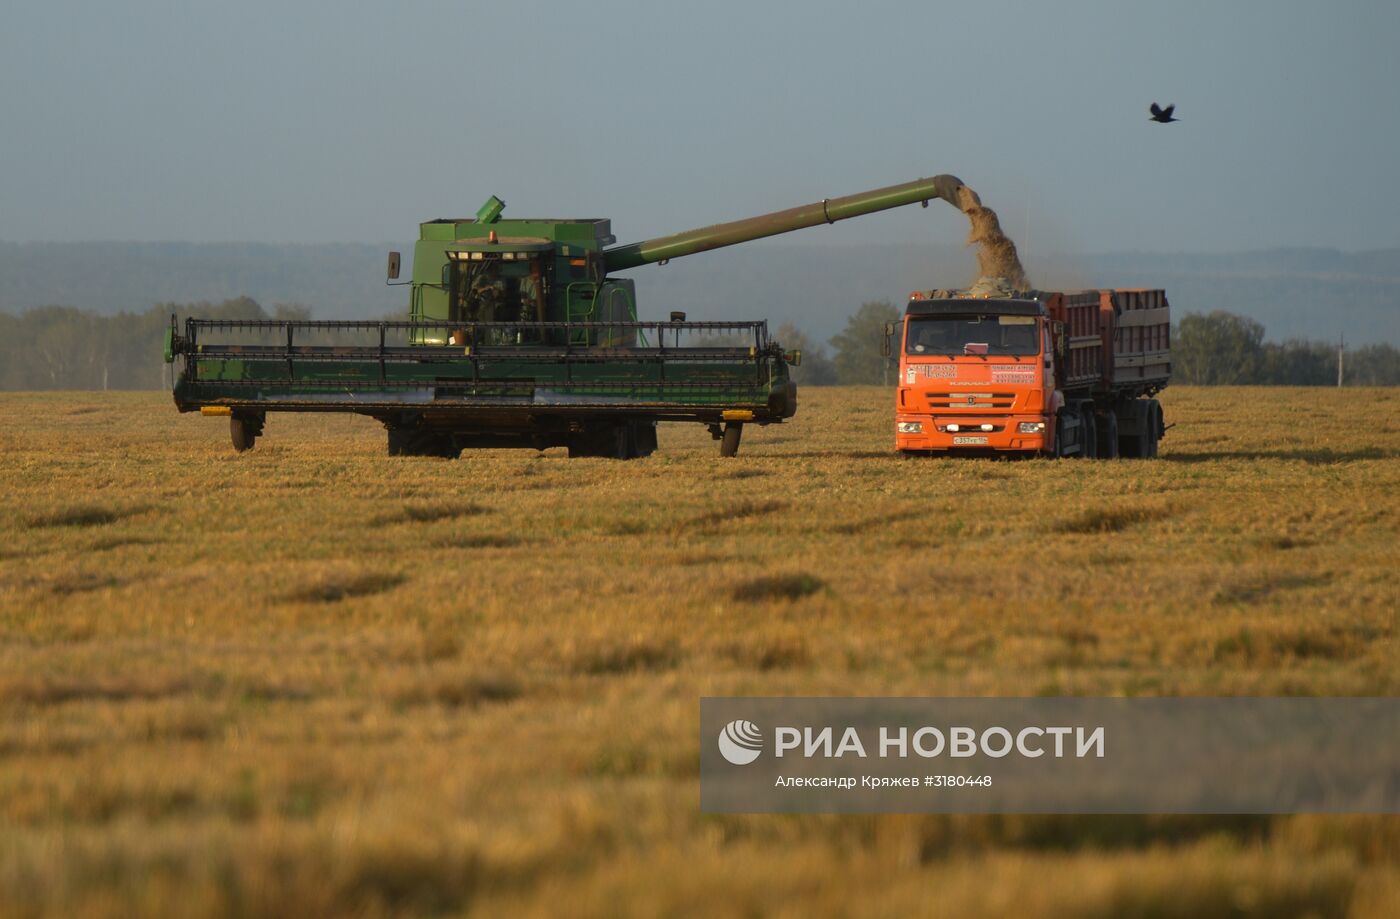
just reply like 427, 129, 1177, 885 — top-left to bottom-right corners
445, 253, 548, 344
906, 314, 1038, 357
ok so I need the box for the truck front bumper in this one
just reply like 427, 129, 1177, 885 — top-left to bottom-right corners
894, 413, 1048, 453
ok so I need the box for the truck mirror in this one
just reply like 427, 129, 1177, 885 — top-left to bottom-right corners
386, 251, 401, 281
881, 321, 895, 357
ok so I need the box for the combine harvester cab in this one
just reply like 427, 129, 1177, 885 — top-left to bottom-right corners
889, 281, 1170, 458
167, 176, 970, 459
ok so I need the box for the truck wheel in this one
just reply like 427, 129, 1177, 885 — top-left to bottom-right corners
720, 422, 744, 457
1146, 400, 1163, 458
1051, 414, 1067, 459
1121, 429, 1144, 458
1098, 412, 1120, 459
1121, 407, 1152, 459
230, 413, 263, 453
1080, 412, 1098, 460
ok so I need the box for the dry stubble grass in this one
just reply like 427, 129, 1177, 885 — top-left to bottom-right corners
0, 386, 1397, 918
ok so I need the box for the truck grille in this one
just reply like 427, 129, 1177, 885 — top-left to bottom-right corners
926, 392, 1016, 409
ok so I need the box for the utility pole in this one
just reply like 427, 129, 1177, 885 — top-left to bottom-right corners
1337, 335, 1344, 388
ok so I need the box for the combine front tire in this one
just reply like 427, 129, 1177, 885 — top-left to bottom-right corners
720, 422, 744, 458
230, 413, 264, 452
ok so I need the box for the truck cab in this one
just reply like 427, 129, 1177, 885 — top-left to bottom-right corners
890, 282, 1171, 458
893, 295, 1056, 454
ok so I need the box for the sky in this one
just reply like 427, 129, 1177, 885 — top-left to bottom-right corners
2, 0, 1397, 255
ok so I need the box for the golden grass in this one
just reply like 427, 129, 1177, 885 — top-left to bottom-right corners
0, 386, 1397, 917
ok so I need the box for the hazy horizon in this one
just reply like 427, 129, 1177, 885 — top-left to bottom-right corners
5, 239, 1398, 346
4, 236, 1400, 258
3, 2, 1398, 257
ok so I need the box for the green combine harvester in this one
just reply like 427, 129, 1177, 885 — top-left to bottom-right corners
166, 175, 967, 458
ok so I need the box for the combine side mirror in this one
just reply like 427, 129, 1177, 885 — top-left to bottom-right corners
881, 321, 895, 357
386, 251, 401, 281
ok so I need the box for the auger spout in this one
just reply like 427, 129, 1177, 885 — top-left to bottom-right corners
602, 174, 968, 273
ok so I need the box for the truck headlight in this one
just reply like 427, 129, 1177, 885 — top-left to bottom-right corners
1018, 422, 1045, 434
897, 422, 923, 434
946, 423, 960, 433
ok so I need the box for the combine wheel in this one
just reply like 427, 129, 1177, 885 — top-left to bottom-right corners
719, 422, 744, 458
615, 423, 638, 460
632, 421, 658, 458
388, 426, 459, 458
568, 422, 650, 460
230, 413, 263, 453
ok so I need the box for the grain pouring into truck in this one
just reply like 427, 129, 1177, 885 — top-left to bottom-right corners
953, 184, 1029, 290
888, 176, 1169, 458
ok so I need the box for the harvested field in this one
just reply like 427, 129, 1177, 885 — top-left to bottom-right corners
1, 386, 1398, 917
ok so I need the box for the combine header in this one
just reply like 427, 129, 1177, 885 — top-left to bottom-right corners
167, 176, 967, 458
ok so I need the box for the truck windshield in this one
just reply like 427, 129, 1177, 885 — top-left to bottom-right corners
905, 315, 1039, 356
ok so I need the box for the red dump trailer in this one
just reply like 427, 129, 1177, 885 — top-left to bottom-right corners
889, 281, 1170, 457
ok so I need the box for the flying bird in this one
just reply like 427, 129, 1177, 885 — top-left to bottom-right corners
1149, 102, 1179, 123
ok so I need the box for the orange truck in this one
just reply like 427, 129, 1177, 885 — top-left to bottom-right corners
886, 281, 1170, 458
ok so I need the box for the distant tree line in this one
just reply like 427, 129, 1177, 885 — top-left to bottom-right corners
2, 300, 1395, 390
1173, 311, 1400, 385
0, 299, 309, 391
804, 304, 1400, 387
779, 300, 899, 387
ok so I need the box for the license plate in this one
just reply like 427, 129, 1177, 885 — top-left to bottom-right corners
953, 435, 989, 445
